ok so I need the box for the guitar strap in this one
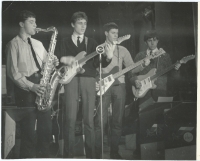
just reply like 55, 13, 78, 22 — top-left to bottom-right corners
150, 50, 159, 69
85, 36, 88, 55
117, 45, 120, 72
156, 56, 160, 69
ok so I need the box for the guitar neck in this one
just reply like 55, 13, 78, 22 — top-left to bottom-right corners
78, 51, 100, 65
113, 58, 145, 79
112, 54, 157, 79
78, 42, 107, 65
151, 61, 179, 80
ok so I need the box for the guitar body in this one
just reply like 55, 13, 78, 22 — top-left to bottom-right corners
59, 51, 86, 84
132, 54, 195, 98
132, 68, 157, 98
96, 66, 120, 96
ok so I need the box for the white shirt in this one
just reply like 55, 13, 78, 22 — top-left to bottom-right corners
6, 34, 47, 91
71, 32, 84, 46
146, 48, 159, 56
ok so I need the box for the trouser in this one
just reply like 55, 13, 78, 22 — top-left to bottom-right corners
63, 77, 96, 158
14, 81, 52, 159
95, 83, 126, 155
19, 109, 52, 158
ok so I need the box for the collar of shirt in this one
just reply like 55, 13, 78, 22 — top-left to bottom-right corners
18, 33, 31, 43
146, 48, 158, 56
72, 32, 84, 46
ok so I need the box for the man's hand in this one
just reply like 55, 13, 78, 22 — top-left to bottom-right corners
175, 63, 181, 70
60, 56, 76, 66
105, 43, 115, 60
143, 58, 150, 67
53, 55, 59, 66
31, 84, 46, 97
135, 80, 142, 89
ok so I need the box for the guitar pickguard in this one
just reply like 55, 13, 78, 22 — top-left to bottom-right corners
59, 60, 80, 84
59, 51, 86, 84
97, 75, 115, 96
137, 77, 152, 97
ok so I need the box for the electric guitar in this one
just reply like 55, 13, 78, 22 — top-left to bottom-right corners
132, 55, 195, 98
96, 48, 166, 96
59, 35, 131, 84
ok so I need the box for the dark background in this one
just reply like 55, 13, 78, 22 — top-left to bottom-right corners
2, 1, 197, 103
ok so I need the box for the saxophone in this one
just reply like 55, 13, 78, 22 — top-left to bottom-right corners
35, 27, 64, 111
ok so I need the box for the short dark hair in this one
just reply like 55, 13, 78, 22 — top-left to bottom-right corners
103, 22, 118, 32
71, 11, 88, 24
18, 10, 36, 23
144, 30, 159, 42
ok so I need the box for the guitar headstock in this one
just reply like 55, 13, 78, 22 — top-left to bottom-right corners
149, 48, 166, 59
113, 35, 131, 45
180, 55, 195, 64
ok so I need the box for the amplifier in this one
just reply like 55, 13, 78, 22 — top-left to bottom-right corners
139, 102, 181, 144
138, 101, 196, 160
164, 102, 196, 149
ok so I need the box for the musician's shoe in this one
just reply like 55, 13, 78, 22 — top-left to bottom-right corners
110, 152, 123, 160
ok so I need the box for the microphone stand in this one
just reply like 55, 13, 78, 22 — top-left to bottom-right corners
96, 45, 105, 159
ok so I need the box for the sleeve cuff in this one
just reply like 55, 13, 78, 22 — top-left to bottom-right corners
130, 76, 138, 85
106, 58, 112, 62
27, 81, 34, 91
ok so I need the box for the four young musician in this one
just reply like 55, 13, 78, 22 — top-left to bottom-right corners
6, 10, 181, 159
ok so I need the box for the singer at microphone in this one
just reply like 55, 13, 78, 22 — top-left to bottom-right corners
94, 22, 150, 159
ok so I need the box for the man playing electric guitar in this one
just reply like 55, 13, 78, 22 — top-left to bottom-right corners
130, 30, 181, 105
130, 30, 181, 159
94, 22, 150, 159
55, 12, 113, 159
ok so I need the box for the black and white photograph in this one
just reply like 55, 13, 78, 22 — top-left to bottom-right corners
1, 1, 197, 160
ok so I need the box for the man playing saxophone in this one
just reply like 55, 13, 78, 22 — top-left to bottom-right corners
6, 10, 59, 158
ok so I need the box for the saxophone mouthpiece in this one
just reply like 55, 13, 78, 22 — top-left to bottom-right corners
35, 28, 41, 33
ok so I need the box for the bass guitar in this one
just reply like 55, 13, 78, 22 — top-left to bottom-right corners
132, 55, 195, 98
96, 48, 166, 96
59, 35, 131, 84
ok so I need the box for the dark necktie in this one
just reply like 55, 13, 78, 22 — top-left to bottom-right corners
77, 36, 81, 47
27, 37, 41, 72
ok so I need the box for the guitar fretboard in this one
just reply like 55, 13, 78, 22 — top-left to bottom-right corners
78, 51, 101, 65
113, 55, 153, 79
151, 62, 179, 80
